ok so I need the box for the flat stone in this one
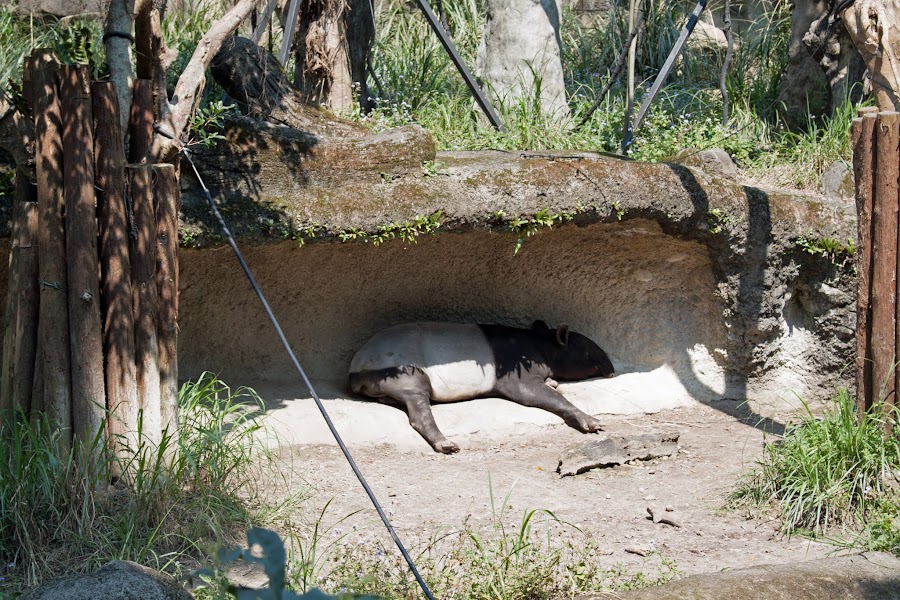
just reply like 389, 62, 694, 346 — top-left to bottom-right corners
557, 431, 680, 476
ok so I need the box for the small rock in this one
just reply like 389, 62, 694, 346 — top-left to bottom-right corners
665, 505, 675, 512
644, 495, 657, 501
624, 546, 651, 557
605, 494, 611, 499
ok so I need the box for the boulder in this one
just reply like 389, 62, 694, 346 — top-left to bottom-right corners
21, 560, 192, 600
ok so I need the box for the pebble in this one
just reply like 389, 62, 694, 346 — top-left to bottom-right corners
605, 493, 611, 499
644, 495, 657, 501
665, 505, 674, 512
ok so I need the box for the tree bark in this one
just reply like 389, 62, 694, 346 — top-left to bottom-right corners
843, 0, 900, 111
31, 51, 72, 450
103, 0, 137, 132
476, 0, 570, 121
11, 176, 39, 417
210, 36, 365, 135
131, 165, 161, 444
94, 81, 140, 457
60, 65, 107, 449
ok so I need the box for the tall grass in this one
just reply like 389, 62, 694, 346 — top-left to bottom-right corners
0, 373, 305, 593
731, 390, 900, 553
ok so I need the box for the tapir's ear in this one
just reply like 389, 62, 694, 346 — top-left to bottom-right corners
556, 324, 570, 346
532, 320, 549, 331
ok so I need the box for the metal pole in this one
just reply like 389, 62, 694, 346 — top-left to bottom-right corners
414, 0, 506, 131
279, 0, 302, 67
621, 0, 708, 152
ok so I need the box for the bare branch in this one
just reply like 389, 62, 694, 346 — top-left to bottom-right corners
152, 0, 259, 160
843, 0, 900, 110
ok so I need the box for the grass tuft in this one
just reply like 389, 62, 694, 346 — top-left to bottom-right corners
0, 373, 305, 594
731, 389, 900, 553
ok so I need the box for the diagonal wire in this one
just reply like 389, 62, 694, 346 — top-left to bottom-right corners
181, 147, 436, 600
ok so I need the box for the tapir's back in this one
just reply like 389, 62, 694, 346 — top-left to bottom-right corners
350, 322, 497, 401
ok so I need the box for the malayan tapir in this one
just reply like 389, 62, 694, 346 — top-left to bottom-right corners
348, 320, 615, 453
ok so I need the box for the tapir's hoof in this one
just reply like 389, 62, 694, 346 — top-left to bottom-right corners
434, 439, 461, 454
576, 415, 605, 433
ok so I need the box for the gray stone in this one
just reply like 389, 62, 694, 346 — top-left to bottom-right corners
671, 148, 740, 178
576, 552, 900, 599
557, 432, 680, 476
21, 560, 193, 600
13, 0, 103, 16
821, 160, 855, 202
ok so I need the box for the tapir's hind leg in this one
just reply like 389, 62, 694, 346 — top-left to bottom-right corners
351, 367, 460, 454
496, 379, 604, 433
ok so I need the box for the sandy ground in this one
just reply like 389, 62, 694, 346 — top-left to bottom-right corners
246, 378, 843, 583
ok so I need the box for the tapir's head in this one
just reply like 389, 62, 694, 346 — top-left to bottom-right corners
533, 321, 616, 380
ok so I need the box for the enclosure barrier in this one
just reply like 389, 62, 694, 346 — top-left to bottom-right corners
0, 49, 180, 459
852, 108, 900, 428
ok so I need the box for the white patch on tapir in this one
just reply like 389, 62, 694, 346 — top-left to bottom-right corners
350, 323, 497, 402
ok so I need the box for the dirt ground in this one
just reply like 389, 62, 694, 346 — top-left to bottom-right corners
264, 399, 843, 582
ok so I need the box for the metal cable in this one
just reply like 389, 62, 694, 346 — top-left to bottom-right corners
181, 147, 436, 600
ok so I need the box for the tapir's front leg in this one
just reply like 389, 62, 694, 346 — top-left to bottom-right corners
376, 367, 460, 454
496, 378, 604, 433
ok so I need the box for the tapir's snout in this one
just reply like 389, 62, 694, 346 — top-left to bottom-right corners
604, 370, 616, 379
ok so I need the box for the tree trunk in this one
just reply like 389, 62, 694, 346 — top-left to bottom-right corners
476, 0, 570, 122
780, 0, 829, 126
843, 0, 900, 111
281, 0, 373, 113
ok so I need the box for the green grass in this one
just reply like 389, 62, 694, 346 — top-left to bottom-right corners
731, 390, 900, 554
0, 373, 305, 594
283, 483, 679, 599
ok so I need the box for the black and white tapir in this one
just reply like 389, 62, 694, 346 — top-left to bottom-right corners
348, 320, 616, 453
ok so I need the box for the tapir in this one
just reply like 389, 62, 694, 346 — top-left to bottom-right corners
348, 320, 615, 453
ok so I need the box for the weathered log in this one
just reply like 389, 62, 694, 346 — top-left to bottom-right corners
871, 112, 899, 404
94, 81, 139, 456
1, 186, 24, 413
31, 50, 72, 447
128, 79, 154, 164
852, 107, 878, 411
155, 164, 179, 439
131, 165, 161, 443
11, 178, 39, 415
60, 65, 106, 448
209, 36, 365, 136
557, 431, 680, 476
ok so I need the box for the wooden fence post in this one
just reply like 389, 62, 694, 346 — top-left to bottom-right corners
131, 165, 161, 444
852, 107, 879, 412
94, 81, 140, 458
155, 165, 180, 440
60, 65, 107, 449
31, 50, 72, 450
870, 111, 900, 407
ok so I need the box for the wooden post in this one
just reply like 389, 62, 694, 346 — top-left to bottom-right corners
155, 165, 180, 440
871, 112, 900, 405
60, 65, 107, 449
31, 50, 72, 449
131, 165, 161, 443
852, 107, 879, 412
1, 187, 24, 414
94, 81, 140, 457
12, 175, 40, 415
128, 79, 154, 164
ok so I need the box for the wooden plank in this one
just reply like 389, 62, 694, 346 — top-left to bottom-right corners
30, 50, 72, 448
128, 79, 154, 164
93, 81, 139, 457
12, 174, 39, 415
60, 64, 107, 449
852, 108, 878, 411
872, 112, 899, 406
131, 164, 161, 443
155, 164, 180, 440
